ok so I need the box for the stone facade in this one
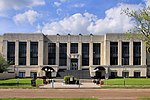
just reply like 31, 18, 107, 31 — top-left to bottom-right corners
1, 33, 149, 78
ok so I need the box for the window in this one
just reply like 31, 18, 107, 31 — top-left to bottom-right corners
111, 72, 117, 78
19, 42, 26, 65
59, 43, 67, 66
19, 72, 25, 78
70, 43, 78, 53
110, 42, 118, 65
48, 43, 56, 65
134, 72, 140, 78
82, 43, 89, 66
122, 42, 129, 65
30, 72, 37, 78
30, 42, 38, 65
122, 71, 129, 78
93, 43, 100, 65
133, 42, 141, 65
7, 42, 15, 65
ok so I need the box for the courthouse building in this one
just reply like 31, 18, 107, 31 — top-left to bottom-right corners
0, 33, 150, 78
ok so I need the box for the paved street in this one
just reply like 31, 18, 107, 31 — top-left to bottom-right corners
0, 89, 150, 100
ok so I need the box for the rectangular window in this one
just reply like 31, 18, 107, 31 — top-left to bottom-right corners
48, 43, 56, 65
19, 42, 26, 65
110, 42, 118, 65
30, 72, 37, 78
59, 43, 67, 66
111, 72, 117, 78
93, 43, 100, 65
134, 72, 140, 78
70, 43, 78, 53
122, 42, 129, 65
19, 72, 25, 78
133, 42, 141, 65
7, 42, 15, 65
122, 71, 129, 78
30, 42, 38, 65
82, 43, 89, 66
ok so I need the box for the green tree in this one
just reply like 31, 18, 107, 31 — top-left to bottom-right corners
123, 7, 150, 52
0, 53, 10, 73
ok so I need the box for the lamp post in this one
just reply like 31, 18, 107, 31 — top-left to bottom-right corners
122, 58, 125, 87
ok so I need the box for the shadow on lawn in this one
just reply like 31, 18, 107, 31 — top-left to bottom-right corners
0, 83, 30, 86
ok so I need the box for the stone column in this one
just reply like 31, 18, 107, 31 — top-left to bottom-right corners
38, 40, 44, 66
67, 42, 70, 70
78, 42, 82, 70
141, 40, 146, 65
56, 42, 59, 66
27, 40, 30, 66
15, 40, 19, 65
3, 40, 7, 60
129, 40, 133, 65
118, 40, 122, 65
89, 42, 93, 66
104, 40, 110, 65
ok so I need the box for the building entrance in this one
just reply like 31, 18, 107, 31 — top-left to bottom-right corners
70, 59, 78, 70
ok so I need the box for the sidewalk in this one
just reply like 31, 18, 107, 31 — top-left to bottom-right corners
39, 81, 101, 89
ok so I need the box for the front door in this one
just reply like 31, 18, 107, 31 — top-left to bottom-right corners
70, 59, 78, 70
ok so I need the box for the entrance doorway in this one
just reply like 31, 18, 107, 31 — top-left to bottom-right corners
70, 59, 78, 70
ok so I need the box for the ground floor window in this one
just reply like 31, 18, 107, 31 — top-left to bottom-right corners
111, 72, 117, 78
122, 71, 129, 78
134, 71, 140, 78
30, 72, 37, 78
19, 72, 25, 78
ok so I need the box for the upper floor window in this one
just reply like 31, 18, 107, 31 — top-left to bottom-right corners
133, 42, 141, 65
110, 42, 118, 65
30, 42, 38, 65
7, 42, 15, 65
70, 43, 78, 53
19, 42, 26, 65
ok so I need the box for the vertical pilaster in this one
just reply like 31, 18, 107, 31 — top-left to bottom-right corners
27, 40, 30, 66
15, 40, 19, 65
78, 42, 82, 70
3, 40, 7, 60
130, 40, 133, 65
104, 40, 110, 65
89, 42, 93, 66
38, 40, 44, 66
67, 42, 70, 69
141, 40, 146, 65
118, 40, 122, 65
56, 42, 59, 66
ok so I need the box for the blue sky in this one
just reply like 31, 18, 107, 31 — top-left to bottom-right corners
0, 0, 149, 35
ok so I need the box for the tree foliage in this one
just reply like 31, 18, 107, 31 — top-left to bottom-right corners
0, 53, 10, 73
123, 7, 150, 52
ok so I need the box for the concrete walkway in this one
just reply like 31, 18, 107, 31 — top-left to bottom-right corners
39, 81, 101, 89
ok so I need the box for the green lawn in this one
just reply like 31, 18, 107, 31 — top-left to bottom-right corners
0, 78, 43, 88
103, 78, 150, 88
0, 98, 96, 100
138, 97, 150, 100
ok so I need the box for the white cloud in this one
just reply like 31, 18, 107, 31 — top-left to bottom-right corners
54, 2, 61, 7
0, 0, 45, 11
72, 3, 85, 8
145, 0, 150, 7
13, 10, 39, 25
41, 3, 143, 35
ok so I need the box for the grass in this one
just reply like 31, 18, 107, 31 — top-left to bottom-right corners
138, 97, 150, 100
0, 98, 96, 100
102, 78, 150, 88
0, 78, 43, 88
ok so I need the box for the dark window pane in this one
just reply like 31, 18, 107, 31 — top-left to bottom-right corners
59, 43, 67, 66
71, 43, 78, 53
110, 42, 118, 65
48, 43, 56, 65
19, 42, 26, 65
30, 42, 38, 65
93, 43, 100, 65
82, 43, 89, 66
133, 42, 141, 65
122, 42, 129, 65
7, 42, 15, 65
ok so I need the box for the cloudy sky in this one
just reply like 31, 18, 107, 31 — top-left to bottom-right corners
0, 0, 149, 35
